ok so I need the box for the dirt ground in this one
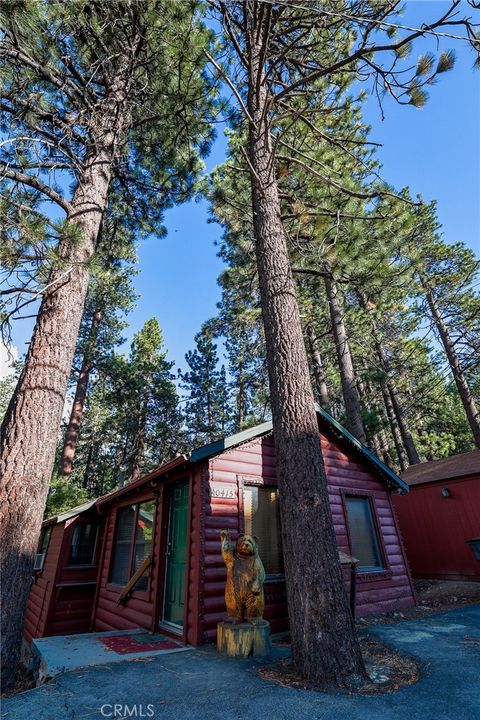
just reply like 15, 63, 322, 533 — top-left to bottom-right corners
262, 634, 421, 694
357, 578, 480, 628
265, 578, 480, 694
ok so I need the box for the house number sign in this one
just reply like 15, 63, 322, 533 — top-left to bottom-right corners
209, 482, 237, 499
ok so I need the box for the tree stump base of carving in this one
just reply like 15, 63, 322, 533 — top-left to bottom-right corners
217, 620, 271, 658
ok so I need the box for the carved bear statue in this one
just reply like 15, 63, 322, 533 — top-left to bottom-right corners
220, 529, 265, 624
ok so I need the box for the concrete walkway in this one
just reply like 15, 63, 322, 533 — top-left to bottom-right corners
31, 629, 189, 679
3, 605, 479, 720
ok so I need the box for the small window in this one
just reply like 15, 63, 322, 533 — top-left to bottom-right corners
345, 496, 384, 573
110, 500, 155, 589
34, 527, 52, 572
69, 523, 98, 565
39, 527, 52, 554
244, 486, 284, 577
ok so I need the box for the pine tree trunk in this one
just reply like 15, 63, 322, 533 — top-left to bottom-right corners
325, 277, 367, 443
387, 382, 420, 464
357, 291, 420, 466
0, 71, 129, 687
421, 274, 480, 448
306, 324, 331, 411
357, 374, 383, 455
361, 376, 395, 468
82, 443, 94, 490
382, 384, 409, 471
128, 391, 149, 483
237, 359, 246, 427
246, 4, 366, 688
60, 308, 103, 478
378, 426, 395, 469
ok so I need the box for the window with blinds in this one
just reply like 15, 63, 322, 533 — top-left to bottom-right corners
243, 485, 284, 577
345, 495, 384, 572
110, 500, 155, 588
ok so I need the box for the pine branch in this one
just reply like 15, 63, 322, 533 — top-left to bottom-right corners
1, 167, 72, 214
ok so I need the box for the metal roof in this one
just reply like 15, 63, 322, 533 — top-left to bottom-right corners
43, 499, 97, 527
189, 406, 407, 493
315, 405, 408, 492
96, 455, 189, 506
190, 421, 273, 462
49, 406, 406, 522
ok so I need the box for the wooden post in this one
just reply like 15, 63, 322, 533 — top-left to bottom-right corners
217, 620, 271, 658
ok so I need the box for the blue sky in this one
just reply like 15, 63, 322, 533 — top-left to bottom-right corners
6, 1, 480, 378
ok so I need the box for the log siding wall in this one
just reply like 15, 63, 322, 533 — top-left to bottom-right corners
24, 524, 64, 641
93, 489, 160, 633
26, 427, 414, 644
198, 430, 415, 642
25, 510, 103, 640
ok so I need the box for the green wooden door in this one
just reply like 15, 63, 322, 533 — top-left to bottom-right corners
162, 479, 189, 628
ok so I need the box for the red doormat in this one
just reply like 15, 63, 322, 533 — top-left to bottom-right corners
99, 632, 181, 655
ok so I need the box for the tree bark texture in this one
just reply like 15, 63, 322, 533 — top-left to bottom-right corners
236, 361, 246, 427
325, 277, 367, 444
377, 426, 395, 469
0, 59, 131, 688
128, 391, 149, 482
245, 3, 366, 688
387, 382, 420, 465
306, 324, 331, 411
421, 275, 480, 448
381, 383, 409, 472
60, 308, 103, 477
357, 291, 420, 466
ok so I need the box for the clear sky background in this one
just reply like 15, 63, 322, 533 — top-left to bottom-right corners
4, 1, 480, 379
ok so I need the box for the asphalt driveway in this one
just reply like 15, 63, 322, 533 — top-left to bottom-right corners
3, 605, 479, 720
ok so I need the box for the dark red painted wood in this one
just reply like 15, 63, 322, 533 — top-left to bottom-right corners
24, 523, 64, 640
25, 508, 103, 640
393, 473, 480, 581
26, 419, 415, 645
197, 428, 415, 642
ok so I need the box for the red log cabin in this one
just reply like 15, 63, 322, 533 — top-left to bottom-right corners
393, 450, 480, 581
24, 500, 103, 642
26, 408, 416, 645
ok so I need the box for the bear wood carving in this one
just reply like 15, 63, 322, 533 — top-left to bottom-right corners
220, 529, 265, 624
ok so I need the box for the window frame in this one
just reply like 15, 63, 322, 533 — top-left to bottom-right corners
34, 526, 52, 573
38, 526, 52, 555
107, 498, 156, 596
239, 475, 285, 582
66, 521, 99, 567
341, 488, 391, 581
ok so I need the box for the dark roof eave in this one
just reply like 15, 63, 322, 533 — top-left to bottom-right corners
42, 499, 97, 528
401, 449, 480, 486
48, 407, 406, 522
190, 407, 407, 493
96, 454, 190, 507
190, 421, 273, 463
315, 405, 408, 493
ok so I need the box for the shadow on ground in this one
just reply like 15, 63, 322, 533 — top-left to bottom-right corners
2, 605, 479, 720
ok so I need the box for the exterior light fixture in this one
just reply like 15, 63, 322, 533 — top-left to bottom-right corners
441, 487, 450, 498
